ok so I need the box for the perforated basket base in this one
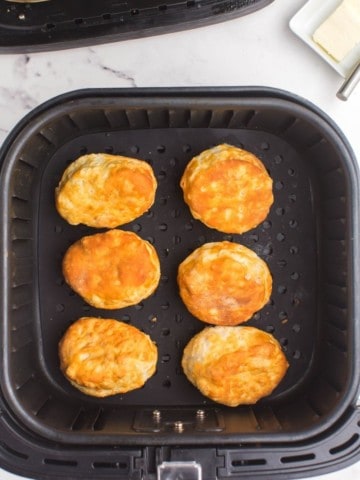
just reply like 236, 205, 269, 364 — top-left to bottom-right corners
39, 127, 316, 407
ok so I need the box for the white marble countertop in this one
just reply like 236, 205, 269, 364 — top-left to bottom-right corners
0, 0, 359, 479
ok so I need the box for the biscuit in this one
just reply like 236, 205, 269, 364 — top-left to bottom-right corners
55, 153, 157, 228
178, 241, 272, 325
180, 144, 273, 234
59, 317, 158, 397
182, 326, 288, 406
63, 229, 160, 309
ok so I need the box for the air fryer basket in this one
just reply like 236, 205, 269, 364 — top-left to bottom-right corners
0, 87, 359, 480
0, 0, 274, 53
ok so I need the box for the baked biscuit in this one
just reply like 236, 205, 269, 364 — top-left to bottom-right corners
178, 241, 272, 325
59, 317, 158, 397
180, 144, 273, 234
182, 326, 288, 406
55, 153, 157, 228
63, 229, 160, 309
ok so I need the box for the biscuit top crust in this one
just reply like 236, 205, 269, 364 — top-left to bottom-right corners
55, 153, 157, 228
178, 241, 272, 325
59, 317, 158, 396
180, 144, 273, 234
62, 229, 160, 309
182, 325, 288, 406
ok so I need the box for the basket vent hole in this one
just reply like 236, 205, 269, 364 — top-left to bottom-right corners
278, 285, 287, 294
161, 275, 169, 283
102, 13, 112, 20
159, 223, 168, 231
289, 193, 297, 203
170, 158, 178, 167
266, 325, 275, 333
263, 220, 272, 229
132, 223, 142, 232
275, 181, 284, 190
274, 154, 283, 164
329, 434, 360, 455
74, 18, 84, 25
173, 235, 181, 245
290, 245, 299, 254
159, 196, 168, 205
175, 314, 183, 323
276, 207, 285, 216
253, 312, 261, 321
130, 145, 139, 154
134, 302, 144, 310
288, 168, 296, 176
263, 245, 273, 255
0, 442, 28, 460
104, 146, 113, 153
232, 458, 266, 467
146, 236, 155, 244
185, 222, 194, 231
54, 225, 63, 234
279, 311, 288, 321
280, 337, 288, 347
158, 170, 167, 181
157, 145, 166, 153
292, 323, 301, 333
291, 272, 300, 280
249, 234, 259, 243
56, 277, 64, 286
277, 259, 287, 268
82, 305, 91, 312
183, 143, 192, 152
292, 350, 301, 359
55, 304, 64, 312
93, 461, 128, 469
146, 210, 154, 219
44, 458, 78, 467
79, 146, 88, 155
280, 453, 315, 464
162, 379, 171, 388
171, 209, 181, 219
122, 314, 131, 323
289, 219, 298, 228
161, 328, 170, 336
161, 354, 171, 363
261, 142, 270, 151
161, 302, 170, 310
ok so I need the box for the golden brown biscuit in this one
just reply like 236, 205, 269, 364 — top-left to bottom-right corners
63, 229, 160, 309
178, 241, 272, 325
55, 153, 157, 228
180, 144, 273, 234
59, 317, 158, 397
182, 326, 288, 406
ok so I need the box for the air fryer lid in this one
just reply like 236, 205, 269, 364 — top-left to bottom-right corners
0, 0, 275, 53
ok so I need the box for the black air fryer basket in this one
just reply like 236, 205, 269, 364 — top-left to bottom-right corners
0, 0, 274, 53
0, 87, 360, 480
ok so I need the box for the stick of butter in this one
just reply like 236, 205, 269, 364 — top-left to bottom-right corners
312, 0, 360, 62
